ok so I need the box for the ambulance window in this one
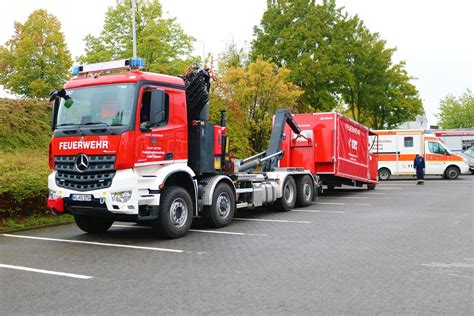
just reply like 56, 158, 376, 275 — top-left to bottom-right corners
404, 137, 413, 147
428, 141, 446, 155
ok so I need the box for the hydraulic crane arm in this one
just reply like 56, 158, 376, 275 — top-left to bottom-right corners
262, 109, 302, 172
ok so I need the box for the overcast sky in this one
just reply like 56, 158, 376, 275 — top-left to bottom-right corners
1, 0, 473, 125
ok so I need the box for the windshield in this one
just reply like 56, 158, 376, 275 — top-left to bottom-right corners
57, 84, 136, 127
463, 147, 474, 158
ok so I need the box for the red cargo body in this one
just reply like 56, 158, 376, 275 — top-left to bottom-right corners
280, 112, 378, 188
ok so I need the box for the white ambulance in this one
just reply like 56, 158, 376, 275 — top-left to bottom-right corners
371, 130, 470, 180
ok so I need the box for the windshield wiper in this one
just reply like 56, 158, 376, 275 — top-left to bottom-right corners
56, 123, 84, 135
82, 122, 116, 134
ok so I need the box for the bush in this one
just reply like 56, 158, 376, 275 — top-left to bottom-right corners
0, 98, 52, 221
0, 150, 50, 219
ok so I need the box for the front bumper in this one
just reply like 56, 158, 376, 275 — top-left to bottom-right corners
48, 168, 160, 216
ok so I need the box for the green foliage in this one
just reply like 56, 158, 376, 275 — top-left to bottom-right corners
437, 90, 474, 129
0, 150, 50, 219
251, 0, 423, 128
0, 9, 72, 98
211, 58, 303, 156
0, 98, 52, 151
0, 99, 52, 220
1, 214, 73, 232
79, 0, 196, 75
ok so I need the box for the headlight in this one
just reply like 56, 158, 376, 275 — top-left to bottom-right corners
111, 191, 132, 203
49, 190, 59, 199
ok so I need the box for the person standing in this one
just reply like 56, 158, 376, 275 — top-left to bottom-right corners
414, 154, 426, 185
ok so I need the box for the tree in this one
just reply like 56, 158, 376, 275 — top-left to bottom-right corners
251, 0, 423, 128
0, 10, 72, 98
79, 0, 195, 75
211, 58, 303, 156
437, 90, 474, 129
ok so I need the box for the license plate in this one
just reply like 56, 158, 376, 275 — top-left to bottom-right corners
70, 194, 93, 202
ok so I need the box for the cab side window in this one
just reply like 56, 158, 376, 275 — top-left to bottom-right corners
428, 141, 447, 155
140, 90, 169, 127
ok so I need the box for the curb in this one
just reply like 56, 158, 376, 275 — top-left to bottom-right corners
0, 220, 73, 234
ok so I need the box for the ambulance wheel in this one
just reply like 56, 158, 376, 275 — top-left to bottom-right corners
202, 182, 235, 228
444, 166, 460, 180
74, 215, 113, 234
275, 176, 296, 212
296, 175, 314, 207
378, 168, 391, 181
153, 186, 193, 239
367, 184, 376, 190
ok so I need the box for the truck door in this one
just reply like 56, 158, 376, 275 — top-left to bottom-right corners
425, 141, 448, 175
135, 87, 176, 164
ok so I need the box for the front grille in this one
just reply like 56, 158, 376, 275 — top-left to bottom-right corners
55, 155, 116, 191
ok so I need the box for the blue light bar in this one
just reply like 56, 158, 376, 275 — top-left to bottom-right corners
71, 58, 145, 76
129, 58, 145, 68
72, 66, 81, 76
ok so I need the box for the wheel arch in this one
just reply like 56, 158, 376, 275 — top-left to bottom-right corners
201, 175, 236, 206
163, 171, 197, 215
444, 164, 461, 177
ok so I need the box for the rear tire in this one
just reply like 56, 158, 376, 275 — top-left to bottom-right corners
444, 166, 460, 180
295, 175, 314, 207
274, 176, 296, 212
153, 186, 193, 239
202, 182, 235, 228
378, 168, 391, 181
74, 215, 113, 234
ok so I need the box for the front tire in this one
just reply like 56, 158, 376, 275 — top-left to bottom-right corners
74, 215, 113, 234
275, 176, 297, 212
295, 175, 314, 207
444, 166, 460, 179
378, 168, 391, 181
153, 186, 193, 239
202, 182, 235, 228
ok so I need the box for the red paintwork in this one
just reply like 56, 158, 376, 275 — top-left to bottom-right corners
280, 112, 378, 184
47, 197, 64, 213
52, 71, 188, 169
213, 126, 226, 156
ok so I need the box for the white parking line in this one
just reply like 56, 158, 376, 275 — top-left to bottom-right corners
317, 202, 372, 206
2, 234, 187, 254
0, 263, 92, 280
234, 218, 311, 224
293, 209, 345, 214
191, 229, 267, 237
320, 196, 390, 200
112, 224, 267, 237
112, 224, 267, 236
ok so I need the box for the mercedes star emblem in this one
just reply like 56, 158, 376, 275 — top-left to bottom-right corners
75, 154, 89, 172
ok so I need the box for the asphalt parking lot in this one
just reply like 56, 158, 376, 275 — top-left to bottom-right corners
1, 177, 473, 314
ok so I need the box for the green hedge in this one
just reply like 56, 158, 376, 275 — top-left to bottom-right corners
0, 99, 52, 220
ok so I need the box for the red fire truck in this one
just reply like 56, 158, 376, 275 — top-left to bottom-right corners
47, 59, 316, 238
279, 112, 379, 190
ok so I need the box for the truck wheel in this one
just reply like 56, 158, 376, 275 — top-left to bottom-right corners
275, 176, 296, 212
202, 182, 235, 228
74, 215, 113, 234
367, 184, 376, 190
153, 186, 193, 239
444, 166, 460, 179
378, 168, 391, 181
295, 175, 314, 207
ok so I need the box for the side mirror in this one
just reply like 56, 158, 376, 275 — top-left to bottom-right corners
51, 98, 60, 131
149, 89, 166, 126
140, 121, 152, 132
